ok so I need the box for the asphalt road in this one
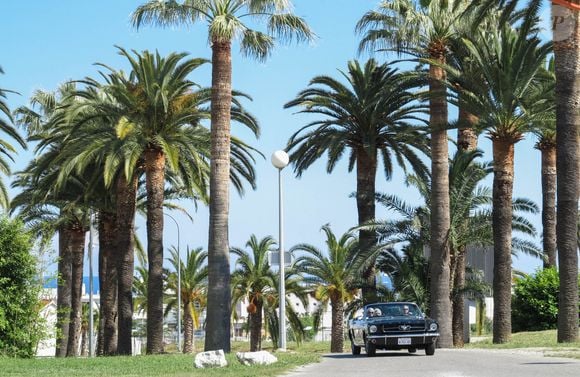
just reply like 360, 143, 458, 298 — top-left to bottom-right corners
286, 348, 580, 377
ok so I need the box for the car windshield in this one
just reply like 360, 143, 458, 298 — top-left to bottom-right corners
366, 303, 421, 318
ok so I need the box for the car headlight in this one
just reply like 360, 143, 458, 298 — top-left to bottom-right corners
429, 323, 438, 332
369, 325, 378, 333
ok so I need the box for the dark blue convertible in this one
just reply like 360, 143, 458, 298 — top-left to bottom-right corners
348, 302, 439, 357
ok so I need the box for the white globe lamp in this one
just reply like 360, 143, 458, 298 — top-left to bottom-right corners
271, 150, 289, 169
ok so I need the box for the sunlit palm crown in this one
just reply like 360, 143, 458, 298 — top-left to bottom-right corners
357, 0, 471, 58
447, 2, 552, 142
293, 225, 360, 303
132, 0, 313, 60
231, 235, 277, 305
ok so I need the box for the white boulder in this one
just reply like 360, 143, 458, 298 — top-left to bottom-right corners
236, 350, 278, 366
194, 349, 228, 369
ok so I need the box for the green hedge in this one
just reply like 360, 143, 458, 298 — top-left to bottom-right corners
0, 217, 40, 358
512, 267, 579, 333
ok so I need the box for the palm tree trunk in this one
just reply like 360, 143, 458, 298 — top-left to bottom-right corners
145, 148, 166, 355
99, 211, 118, 355
538, 142, 557, 268
452, 245, 466, 347
330, 298, 345, 353
553, 4, 579, 343
116, 173, 137, 355
55, 226, 73, 357
492, 138, 515, 344
66, 226, 87, 357
428, 59, 453, 348
452, 107, 478, 347
457, 103, 479, 151
183, 302, 194, 354
80, 326, 88, 357
356, 148, 377, 304
249, 300, 264, 352
205, 39, 233, 353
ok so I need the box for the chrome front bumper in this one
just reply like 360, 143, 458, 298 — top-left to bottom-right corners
367, 333, 440, 347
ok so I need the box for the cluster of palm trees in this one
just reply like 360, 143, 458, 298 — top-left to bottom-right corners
0, 0, 577, 358
349, 0, 577, 346
9, 49, 259, 357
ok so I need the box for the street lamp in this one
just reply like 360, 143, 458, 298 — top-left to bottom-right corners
271, 150, 289, 350
164, 212, 181, 352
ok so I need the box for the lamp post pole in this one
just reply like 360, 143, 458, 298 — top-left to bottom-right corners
164, 213, 181, 351
88, 210, 94, 357
271, 150, 289, 350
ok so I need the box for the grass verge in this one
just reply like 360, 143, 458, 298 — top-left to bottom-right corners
465, 330, 580, 359
0, 341, 328, 377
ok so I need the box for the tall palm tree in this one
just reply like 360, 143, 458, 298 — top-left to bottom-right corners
551, 0, 579, 343
132, 0, 313, 352
231, 235, 278, 352
292, 225, 360, 353
285, 59, 428, 304
452, 2, 551, 342
0, 66, 26, 210
357, 0, 472, 347
524, 61, 557, 269
165, 246, 208, 354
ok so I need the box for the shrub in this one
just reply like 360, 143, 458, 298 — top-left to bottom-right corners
0, 217, 40, 357
511, 267, 562, 333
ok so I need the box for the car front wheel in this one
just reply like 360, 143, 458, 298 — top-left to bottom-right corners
351, 340, 361, 355
365, 338, 376, 357
425, 342, 435, 356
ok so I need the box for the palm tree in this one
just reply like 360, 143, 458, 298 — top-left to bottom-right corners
165, 246, 208, 354
551, 0, 579, 343
357, 0, 473, 347
292, 225, 360, 353
132, 0, 313, 352
524, 61, 557, 268
450, 2, 551, 342
0, 66, 26, 210
230, 235, 278, 352
285, 59, 428, 304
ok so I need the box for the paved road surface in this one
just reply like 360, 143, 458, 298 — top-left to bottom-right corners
286, 349, 580, 377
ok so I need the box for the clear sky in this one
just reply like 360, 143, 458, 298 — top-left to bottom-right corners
1, 0, 552, 275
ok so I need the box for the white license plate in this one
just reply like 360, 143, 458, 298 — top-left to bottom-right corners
398, 338, 412, 345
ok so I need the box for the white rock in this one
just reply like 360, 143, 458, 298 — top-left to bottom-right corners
236, 350, 278, 366
194, 349, 228, 369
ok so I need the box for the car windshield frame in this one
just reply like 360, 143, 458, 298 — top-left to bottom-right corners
365, 303, 423, 318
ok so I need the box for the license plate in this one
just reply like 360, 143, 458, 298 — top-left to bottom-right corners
398, 338, 412, 345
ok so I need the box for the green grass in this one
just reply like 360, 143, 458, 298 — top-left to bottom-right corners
0, 341, 329, 377
466, 330, 580, 359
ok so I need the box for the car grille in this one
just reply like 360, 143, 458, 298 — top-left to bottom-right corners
381, 324, 425, 333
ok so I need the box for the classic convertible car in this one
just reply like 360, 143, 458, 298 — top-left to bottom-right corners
348, 302, 439, 357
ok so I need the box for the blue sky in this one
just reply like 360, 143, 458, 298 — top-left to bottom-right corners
1, 0, 552, 275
